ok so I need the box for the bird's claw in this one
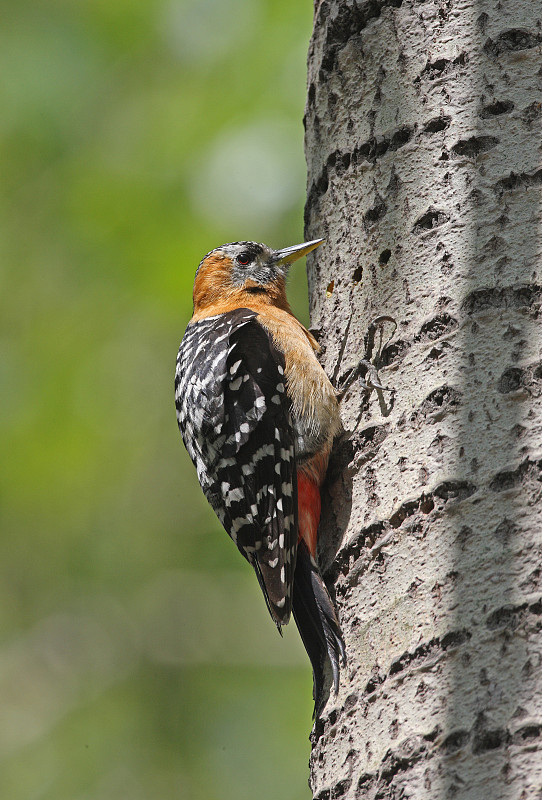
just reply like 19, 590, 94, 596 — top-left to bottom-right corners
361, 363, 391, 392
337, 315, 397, 402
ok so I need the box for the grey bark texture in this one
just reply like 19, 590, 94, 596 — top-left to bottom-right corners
304, 0, 542, 798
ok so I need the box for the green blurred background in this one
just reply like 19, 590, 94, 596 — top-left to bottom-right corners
0, 1, 315, 797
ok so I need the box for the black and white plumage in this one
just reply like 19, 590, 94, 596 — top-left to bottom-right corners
175, 308, 298, 625
175, 238, 346, 710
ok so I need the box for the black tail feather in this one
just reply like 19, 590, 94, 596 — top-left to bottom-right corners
292, 540, 345, 714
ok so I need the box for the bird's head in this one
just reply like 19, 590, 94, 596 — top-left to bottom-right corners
192, 238, 324, 316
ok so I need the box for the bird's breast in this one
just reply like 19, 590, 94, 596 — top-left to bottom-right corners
255, 308, 342, 469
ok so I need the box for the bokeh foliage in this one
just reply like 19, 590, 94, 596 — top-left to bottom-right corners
0, 1, 315, 797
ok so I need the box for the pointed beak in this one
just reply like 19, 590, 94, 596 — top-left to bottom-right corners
273, 238, 324, 267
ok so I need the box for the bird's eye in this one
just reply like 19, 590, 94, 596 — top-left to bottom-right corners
237, 252, 252, 266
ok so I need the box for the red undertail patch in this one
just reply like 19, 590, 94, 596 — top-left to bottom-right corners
297, 473, 321, 558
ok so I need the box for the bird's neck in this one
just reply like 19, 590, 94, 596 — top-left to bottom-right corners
192, 268, 293, 322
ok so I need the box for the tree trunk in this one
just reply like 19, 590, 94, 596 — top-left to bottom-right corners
304, 1, 542, 798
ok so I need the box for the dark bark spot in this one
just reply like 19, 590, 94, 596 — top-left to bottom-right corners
389, 656, 405, 675
484, 29, 542, 58
425, 726, 440, 743
451, 136, 499, 157
521, 101, 542, 125
316, 0, 404, 76
426, 58, 448, 74
520, 567, 541, 592
498, 367, 523, 393
442, 730, 470, 754
315, 170, 329, 198
364, 199, 387, 226
352, 265, 363, 283
420, 52, 467, 80
477, 12, 489, 33
456, 526, 472, 548
483, 234, 507, 255
440, 250, 454, 273
415, 681, 427, 699
480, 99, 514, 118
358, 773, 376, 791
494, 168, 542, 196
386, 168, 401, 193
365, 675, 382, 694
388, 491, 434, 530
343, 693, 358, 713
489, 458, 542, 492
426, 343, 449, 361
307, 130, 414, 206
511, 724, 542, 745
433, 481, 476, 502
379, 248, 392, 264
419, 496, 434, 514
412, 386, 462, 424
472, 728, 508, 753
511, 423, 526, 439
335, 151, 351, 175
331, 779, 351, 798
390, 125, 413, 149
379, 736, 427, 781
379, 339, 410, 367
486, 603, 526, 630
417, 313, 458, 341
489, 468, 520, 492
357, 424, 388, 448
355, 129, 409, 163
390, 498, 422, 529
441, 629, 471, 649
423, 115, 451, 133
413, 208, 450, 234
462, 284, 542, 314
331, 521, 387, 583
494, 518, 518, 545
375, 138, 390, 158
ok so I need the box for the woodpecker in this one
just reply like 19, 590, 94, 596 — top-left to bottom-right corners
175, 238, 345, 707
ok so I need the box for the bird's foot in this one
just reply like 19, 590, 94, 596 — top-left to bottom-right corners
336, 315, 396, 403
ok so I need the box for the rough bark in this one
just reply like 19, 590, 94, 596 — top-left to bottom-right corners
304, 1, 542, 798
